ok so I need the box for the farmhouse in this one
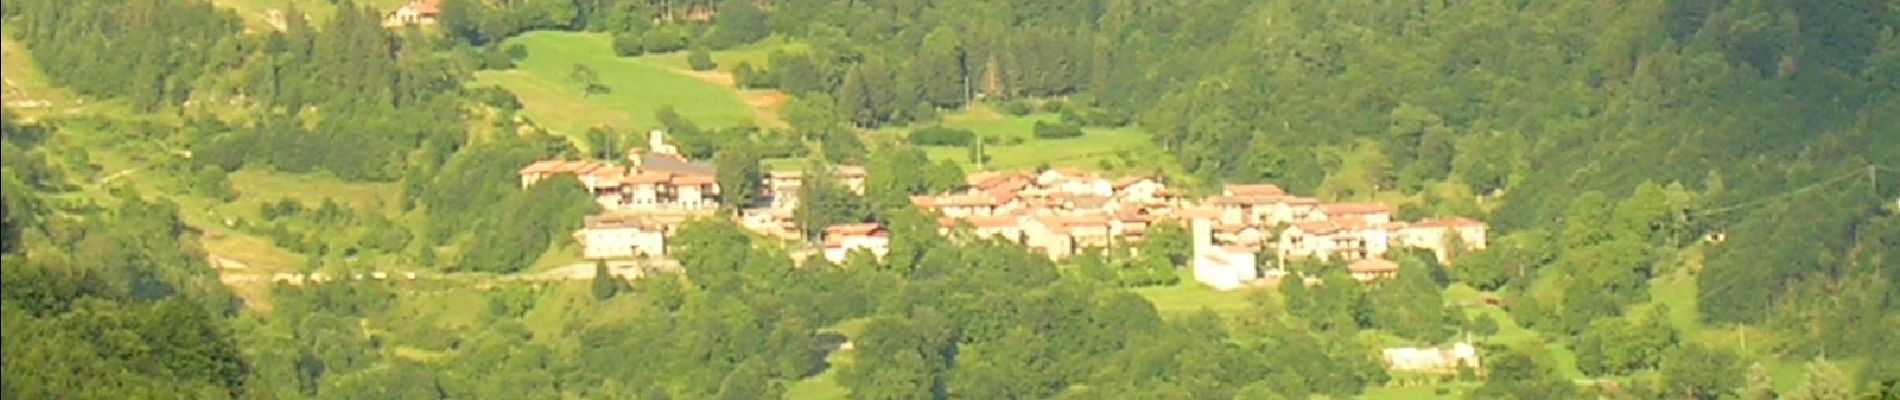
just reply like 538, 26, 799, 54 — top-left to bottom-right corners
1383, 342, 1482, 373
575, 214, 666, 259
822, 223, 890, 263
1347, 258, 1401, 282
384, 0, 440, 26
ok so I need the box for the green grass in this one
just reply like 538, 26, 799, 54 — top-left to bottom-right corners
875, 104, 1180, 178
640, 35, 807, 73
1, 36, 80, 119
474, 31, 773, 146
786, 317, 874, 400
1128, 276, 1264, 318
209, 0, 409, 31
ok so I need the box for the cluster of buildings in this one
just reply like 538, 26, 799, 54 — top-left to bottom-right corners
519, 131, 1487, 291
519, 131, 719, 259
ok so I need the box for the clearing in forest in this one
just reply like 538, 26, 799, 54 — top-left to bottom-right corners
474, 31, 778, 141
867, 104, 1177, 176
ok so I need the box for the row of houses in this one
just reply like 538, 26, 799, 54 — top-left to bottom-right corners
519, 131, 724, 259
885, 171, 1488, 290
518, 130, 724, 212
522, 132, 1486, 291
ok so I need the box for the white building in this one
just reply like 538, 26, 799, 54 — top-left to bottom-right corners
576, 214, 666, 259
821, 223, 891, 263
1382, 342, 1482, 373
1189, 214, 1261, 291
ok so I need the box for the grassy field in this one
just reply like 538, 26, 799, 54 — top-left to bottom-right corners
784, 317, 874, 400
872, 104, 1182, 180
1, 35, 80, 119
474, 31, 785, 148
1129, 278, 1265, 318
209, 0, 409, 31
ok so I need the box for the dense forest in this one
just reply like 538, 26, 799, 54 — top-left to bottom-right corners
3, 0, 1898, 398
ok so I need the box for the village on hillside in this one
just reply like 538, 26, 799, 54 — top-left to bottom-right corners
518, 130, 1489, 293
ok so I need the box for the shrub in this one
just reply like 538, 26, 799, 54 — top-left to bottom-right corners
1039, 99, 1067, 113
481, 46, 515, 70
642, 28, 686, 53
687, 45, 717, 71
1003, 136, 1026, 145
911, 102, 940, 123
997, 100, 1033, 116
504, 44, 528, 61
908, 126, 976, 147
981, 135, 1003, 145
612, 33, 645, 56
732, 62, 771, 89
470, 86, 521, 110
1032, 121, 1084, 139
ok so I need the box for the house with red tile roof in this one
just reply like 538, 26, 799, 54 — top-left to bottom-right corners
575, 214, 666, 259
1223, 183, 1288, 198
822, 223, 890, 263
384, 0, 440, 26
1348, 258, 1401, 282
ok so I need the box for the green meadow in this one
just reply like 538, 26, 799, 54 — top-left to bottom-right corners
474, 31, 772, 143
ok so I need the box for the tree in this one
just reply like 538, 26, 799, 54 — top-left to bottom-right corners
1661, 343, 1744, 400
1470, 343, 1578, 400
709, 0, 767, 48
793, 164, 867, 242
714, 142, 761, 212
1740, 362, 1777, 400
570, 63, 606, 96
687, 44, 717, 71
591, 260, 626, 300
1786, 357, 1851, 400
917, 27, 967, 108
1369, 256, 1448, 342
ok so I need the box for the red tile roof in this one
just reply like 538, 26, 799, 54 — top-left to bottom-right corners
1293, 221, 1342, 235
1348, 258, 1400, 273
1224, 184, 1287, 197
910, 195, 938, 208
623, 172, 672, 185
1321, 202, 1391, 216
1414, 217, 1486, 228
519, 160, 564, 175
671, 175, 717, 186
969, 216, 1021, 229
1111, 176, 1152, 189
824, 223, 884, 236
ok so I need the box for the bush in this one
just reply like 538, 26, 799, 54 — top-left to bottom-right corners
642, 28, 686, 53
612, 33, 645, 56
908, 126, 976, 147
1059, 106, 1132, 128
1003, 136, 1026, 145
1039, 99, 1067, 113
505, 44, 528, 61
470, 86, 521, 110
997, 100, 1033, 116
732, 62, 771, 89
981, 135, 1003, 145
481, 46, 515, 70
687, 46, 717, 71
911, 102, 940, 123
1032, 121, 1084, 139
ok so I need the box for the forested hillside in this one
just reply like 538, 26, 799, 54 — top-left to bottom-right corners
2, 0, 1896, 398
